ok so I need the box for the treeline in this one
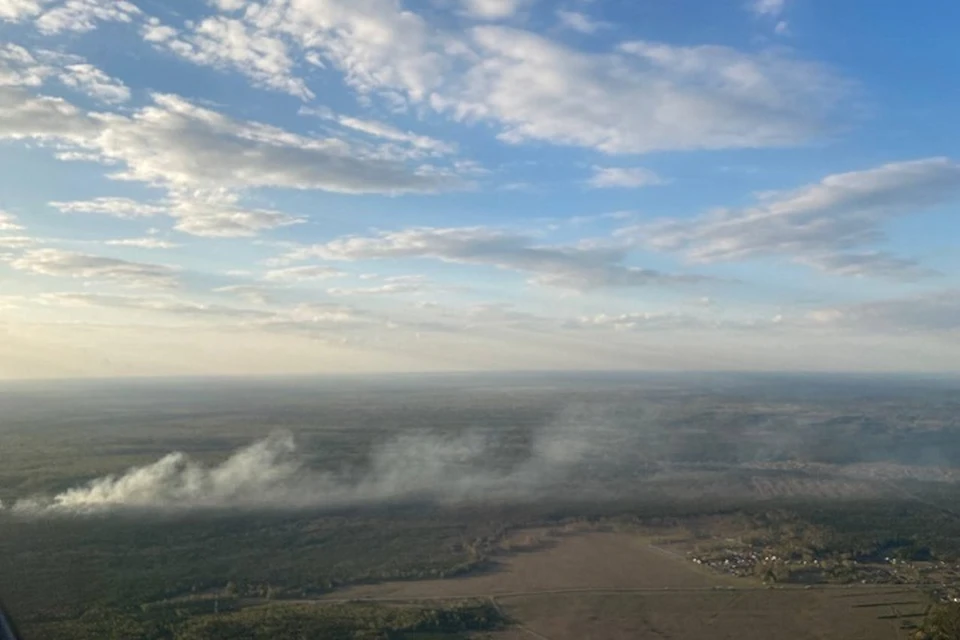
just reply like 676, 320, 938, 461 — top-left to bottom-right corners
26, 601, 506, 640
917, 603, 960, 640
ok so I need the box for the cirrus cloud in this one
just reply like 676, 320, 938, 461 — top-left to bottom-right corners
8, 248, 180, 288
290, 226, 706, 291
631, 157, 960, 279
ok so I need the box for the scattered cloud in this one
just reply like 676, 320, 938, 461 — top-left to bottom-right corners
157, 16, 313, 99
328, 275, 436, 296
0, 43, 50, 87
569, 312, 711, 332
212, 285, 275, 305
51, 197, 167, 219
300, 107, 456, 156
88, 93, 464, 194
0, 210, 23, 231
556, 9, 610, 34
52, 193, 301, 238
165, 191, 303, 238
262, 265, 345, 283
588, 166, 665, 189
292, 226, 704, 291
0, 0, 45, 22
808, 290, 960, 334
749, 0, 786, 17
105, 237, 180, 250
1, 89, 464, 196
460, 0, 531, 20
634, 157, 960, 278
0, 45, 130, 104
797, 252, 937, 281
252, 0, 444, 103
35, 0, 141, 34
435, 28, 844, 154
0, 235, 34, 248
8, 248, 179, 288
140, 17, 178, 43
0, 86, 100, 140
58, 63, 130, 103
6, 86, 473, 237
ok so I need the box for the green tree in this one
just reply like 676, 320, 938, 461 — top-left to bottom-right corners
919, 603, 960, 640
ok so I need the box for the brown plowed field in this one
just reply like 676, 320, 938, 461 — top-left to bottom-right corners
321, 531, 925, 639
323, 532, 727, 600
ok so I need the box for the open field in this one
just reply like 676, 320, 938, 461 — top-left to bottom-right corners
320, 530, 927, 640
321, 531, 730, 600
494, 588, 926, 640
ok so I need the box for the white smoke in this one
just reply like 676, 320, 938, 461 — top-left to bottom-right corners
10, 416, 630, 516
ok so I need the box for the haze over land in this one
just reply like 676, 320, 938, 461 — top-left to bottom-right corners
4, 373, 959, 516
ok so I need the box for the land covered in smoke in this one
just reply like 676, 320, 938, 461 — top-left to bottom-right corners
1, 373, 959, 639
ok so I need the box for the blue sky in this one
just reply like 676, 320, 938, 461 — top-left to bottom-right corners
0, 0, 958, 377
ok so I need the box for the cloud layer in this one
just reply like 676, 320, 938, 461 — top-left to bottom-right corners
293, 226, 704, 291
633, 157, 960, 278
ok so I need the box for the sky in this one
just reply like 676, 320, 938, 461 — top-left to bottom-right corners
0, 0, 958, 378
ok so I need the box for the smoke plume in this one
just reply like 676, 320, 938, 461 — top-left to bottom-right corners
9, 416, 631, 516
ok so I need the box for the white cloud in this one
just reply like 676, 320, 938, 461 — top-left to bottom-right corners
808, 290, 960, 334
8, 248, 179, 288
59, 63, 130, 103
570, 312, 709, 332
159, 16, 312, 99
775, 20, 790, 36
292, 226, 704, 291
51, 192, 301, 238
4, 88, 465, 237
2, 89, 462, 195
1, 46, 129, 104
797, 252, 936, 281
635, 157, 960, 277
0, 86, 99, 140
0, 0, 45, 22
262, 265, 345, 282
212, 285, 275, 305
141, 1, 842, 157
0, 210, 23, 231
51, 197, 167, 219
588, 166, 665, 189
249, 0, 444, 103
165, 191, 302, 238
141, 18, 178, 43
105, 237, 181, 249
328, 275, 435, 296
31, 293, 387, 345
301, 107, 456, 155
749, 0, 786, 16
90, 93, 462, 194
211, 0, 246, 11
556, 10, 609, 34
0, 44, 51, 87
35, 0, 141, 34
0, 236, 34, 248
44, 291, 277, 320
461, 0, 530, 20
437, 27, 843, 154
